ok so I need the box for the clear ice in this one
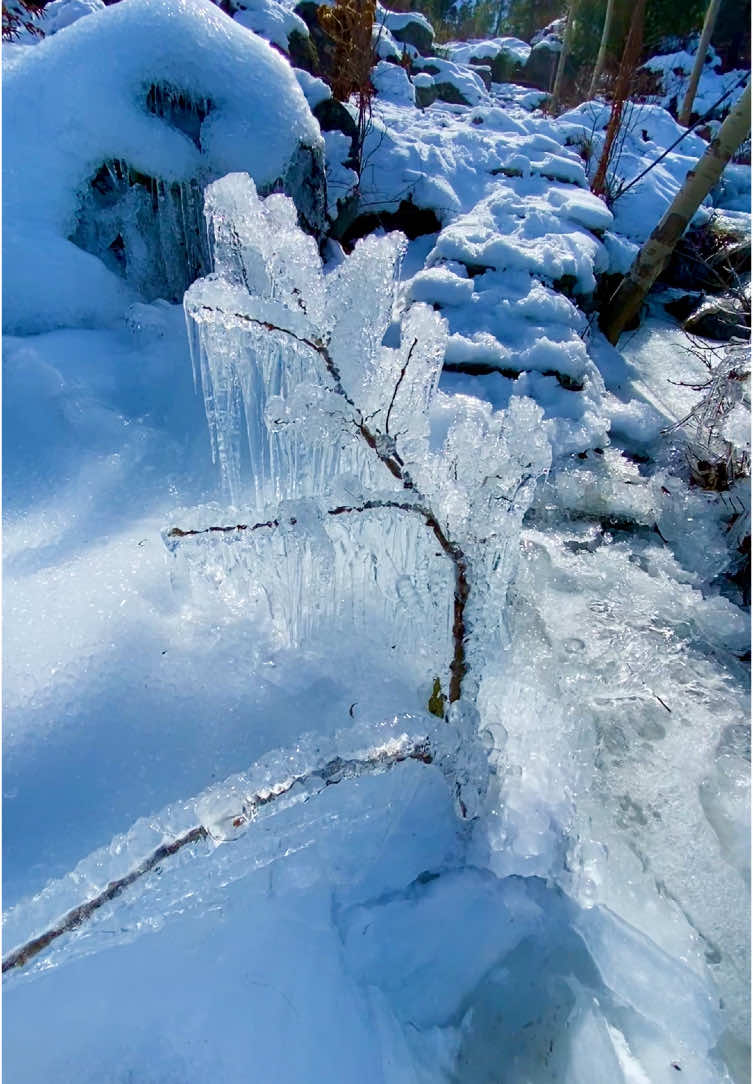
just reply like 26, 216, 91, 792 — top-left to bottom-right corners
179, 172, 552, 684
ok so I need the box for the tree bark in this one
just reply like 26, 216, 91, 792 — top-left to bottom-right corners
678, 0, 723, 126
549, 0, 578, 114
599, 81, 751, 344
590, 0, 646, 197
588, 0, 616, 98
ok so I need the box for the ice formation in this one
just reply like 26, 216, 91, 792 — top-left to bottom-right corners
178, 173, 550, 696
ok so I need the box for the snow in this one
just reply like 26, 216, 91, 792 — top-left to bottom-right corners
371, 59, 416, 106
445, 35, 531, 69
3, 0, 322, 334
429, 179, 609, 294
642, 45, 749, 119
409, 265, 475, 306
35, 0, 104, 35
294, 66, 332, 109
231, 0, 309, 51
3, 7, 750, 1082
558, 100, 718, 241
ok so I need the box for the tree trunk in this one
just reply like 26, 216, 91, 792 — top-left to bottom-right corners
588, 0, 616, 98
549, 1, 578, 114
678, 0, 723, 126
590, 0, 646, 197
599, 81, 751, 344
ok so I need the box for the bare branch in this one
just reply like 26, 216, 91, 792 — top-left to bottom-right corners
385, 337, 418, 436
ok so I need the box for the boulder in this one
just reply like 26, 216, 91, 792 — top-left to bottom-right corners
3, 0, 326, 333
520, 38, 560, 91
379, 8, 434, 55
683, 294, 750, 341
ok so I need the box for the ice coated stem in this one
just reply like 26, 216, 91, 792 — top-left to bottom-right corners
166, 493, 471, 703
180, 293, 473, 703
2, 738, 437, 976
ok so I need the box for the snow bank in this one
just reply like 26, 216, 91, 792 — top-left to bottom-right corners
3, 0, 323, 334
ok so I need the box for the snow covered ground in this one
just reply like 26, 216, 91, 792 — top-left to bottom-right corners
3, 1, 750, 1081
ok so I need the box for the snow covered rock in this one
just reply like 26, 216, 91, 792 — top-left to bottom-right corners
377, 4, 434, 56
412, 56, 487, 108
521, 37, 560, 92
372, 59, 416, 106
642, 45, 749, 121
429, 180, 611, 294
294, 67, 332, 110
445, 36, 531, 85
224, 0, 310, 53
3, 0, 325, 334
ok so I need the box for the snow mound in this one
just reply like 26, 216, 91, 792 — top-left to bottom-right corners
3, 0, 323, 334
429, 179, 611, 294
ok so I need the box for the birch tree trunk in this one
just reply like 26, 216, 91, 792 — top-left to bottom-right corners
678, 0, 723, 126
549, 1, 578, 114
599, 81, 751, 344
588, 0, 616, 97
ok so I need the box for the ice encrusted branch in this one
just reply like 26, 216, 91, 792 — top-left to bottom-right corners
173, 293, 470, 701
2, 736, 436, 975
179, 173, 550, 708
167, 493, 471, 703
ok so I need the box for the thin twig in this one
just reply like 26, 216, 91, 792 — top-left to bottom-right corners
385, 337, 417, 436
